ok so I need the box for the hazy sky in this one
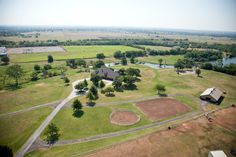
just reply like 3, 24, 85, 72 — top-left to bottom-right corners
0, 0, 236, 31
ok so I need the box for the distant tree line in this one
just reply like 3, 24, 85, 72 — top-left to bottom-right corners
184, 51, 222, 62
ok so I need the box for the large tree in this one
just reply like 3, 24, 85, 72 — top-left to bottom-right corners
72, 99, 82, 111
44, 123, 60, 144
112, 77, 123, 91
0, 145, 13, 157
99, 80, 105, 89
156, 84, 166, 94
90, 73, 101, 87
121, 57, 127, 65
114, 51, 123, 59
34, 64, 41, 72
103, 87, 115, 96
93, 60, 105, 68
195, 68, 201, 77
158, 58, 163, 67
6, 64, 24, 86
47, 55, 54, 63
1, 56, 10, 65
96, 53, 105, 59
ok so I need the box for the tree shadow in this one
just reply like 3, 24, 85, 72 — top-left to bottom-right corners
158, 93, 168, 97
114, 88, 124, 92
86, 102, 96, 107
123, 84, 137, 90
105, 93, 115, 97
72, 110, 84, 118
5, 84, 22, 91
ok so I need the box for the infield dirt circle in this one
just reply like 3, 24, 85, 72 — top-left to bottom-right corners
136, 98, 190, 121
110, 110, 140, 126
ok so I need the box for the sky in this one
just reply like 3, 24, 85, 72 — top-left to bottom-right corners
0, 0, 236, 32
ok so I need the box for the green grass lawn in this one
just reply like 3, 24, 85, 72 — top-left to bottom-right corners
43, 103, 150, 140
0, 107, 52, 154
9, 45, 139, 63
0, 61, 90, 113
137, 55, 183, 65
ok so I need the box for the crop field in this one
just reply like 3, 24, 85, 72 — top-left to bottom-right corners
8, 45, 139, 62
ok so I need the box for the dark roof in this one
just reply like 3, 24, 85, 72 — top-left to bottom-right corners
95, 66, 119, 80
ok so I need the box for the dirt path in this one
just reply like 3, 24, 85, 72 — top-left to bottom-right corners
14, 79, 88, 157
0, 100, 61, 118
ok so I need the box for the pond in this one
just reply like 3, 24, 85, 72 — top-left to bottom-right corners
105, 62, 174, 69
211, 57, 236, 66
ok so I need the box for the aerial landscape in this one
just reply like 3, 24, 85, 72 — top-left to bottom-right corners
0, 0, 236, 157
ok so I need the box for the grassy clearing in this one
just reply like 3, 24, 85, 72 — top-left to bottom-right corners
9, 45, 139, 63
43, 103, 150, 140
0, 107, 52, 154
0, 61, 90, 113
137, 55, 183, 65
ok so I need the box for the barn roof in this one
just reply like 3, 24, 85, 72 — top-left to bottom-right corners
200, 87, 223, 101
209, 150, 227, 157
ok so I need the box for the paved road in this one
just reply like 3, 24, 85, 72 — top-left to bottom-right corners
15, 79, 88, 157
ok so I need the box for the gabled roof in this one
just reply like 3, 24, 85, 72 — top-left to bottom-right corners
200, 87, 223, 101
95, 66, 119, 80
209, 150, 227, 157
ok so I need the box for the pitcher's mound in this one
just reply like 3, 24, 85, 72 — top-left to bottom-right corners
110, 110, 140, 126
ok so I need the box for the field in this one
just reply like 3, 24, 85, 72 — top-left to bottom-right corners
84, 107, 236, 157
7, 46, 65, 54
26, 107, 236, 157
9, 45, 139, 63
45, 103, 150, 140
136, 98, 190, 121
137, 55, 183, 65
0, 61, 90, 113
0, 107, 52, 153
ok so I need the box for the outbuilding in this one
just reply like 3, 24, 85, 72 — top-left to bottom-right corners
200, 87, 223, 103
0, 47, 7, 56
208, 150, 227, 157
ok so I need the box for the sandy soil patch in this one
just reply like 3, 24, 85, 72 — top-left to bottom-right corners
7, 46, 65, 54
136, 98, 190, 121
110, 110, 140, 126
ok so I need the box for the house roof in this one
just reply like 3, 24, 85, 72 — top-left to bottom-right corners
95, 66, 119, 80
209, 150, 227, 157
200, 87, 223, 101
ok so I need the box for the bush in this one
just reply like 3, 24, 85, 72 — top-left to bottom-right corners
44, 64, 52, 70
34, 64, 41, 71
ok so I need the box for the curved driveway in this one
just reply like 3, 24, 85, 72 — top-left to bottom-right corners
15, 78, 89, 157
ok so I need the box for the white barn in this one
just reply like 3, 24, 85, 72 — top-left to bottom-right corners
208, 150, 227, 157
200, 87, 223, 103
0, 47, 7, 56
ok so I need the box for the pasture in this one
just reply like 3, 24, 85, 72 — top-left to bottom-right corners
137, 55, 183, 65
8, 45, 139, 63
0, 107, 52, 153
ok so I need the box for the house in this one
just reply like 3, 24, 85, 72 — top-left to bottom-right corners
208, 150, 227, 157
0, 47, 7, 56
200, 87, 223, 103
95, 66, 119, 80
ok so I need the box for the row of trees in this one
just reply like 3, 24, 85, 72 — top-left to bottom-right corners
184, 51, 222, 62
201, 62, 236, 76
